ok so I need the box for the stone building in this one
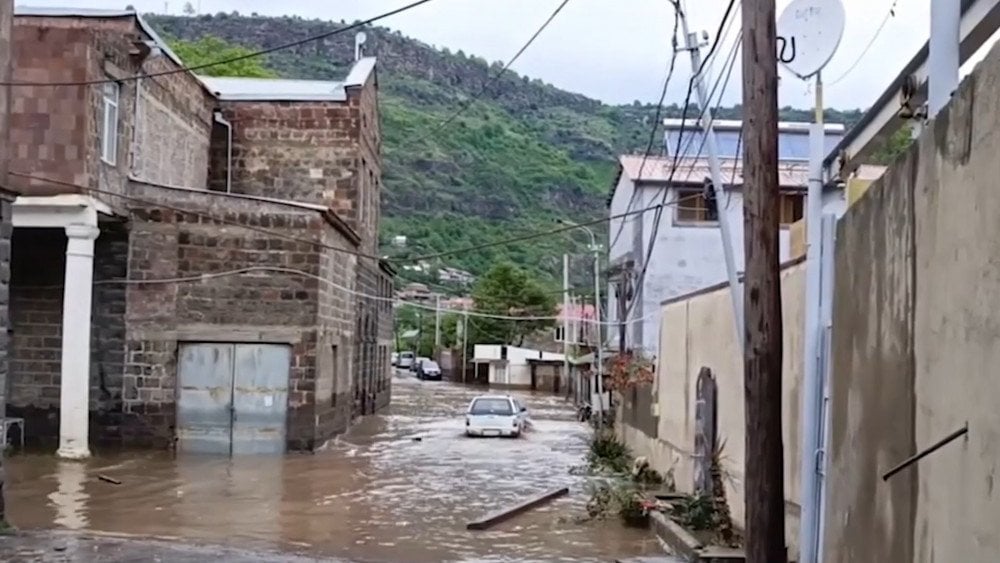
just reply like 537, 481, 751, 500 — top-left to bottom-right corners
5, 7, 391, 455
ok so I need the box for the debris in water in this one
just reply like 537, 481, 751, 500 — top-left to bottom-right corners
98, 474, 122, 485
412, 437, 422, 442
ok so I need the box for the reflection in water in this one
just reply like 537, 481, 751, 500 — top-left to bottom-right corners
49, 461, 88, 530
7, 378, 661, 561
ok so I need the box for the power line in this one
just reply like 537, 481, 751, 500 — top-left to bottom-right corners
2, 0, 436, 87
9, 170, 700, 269
624, 0, 739, 323
608, 1, 682, 253
404, 192, 703, 263
827, 0, 899, 86
406, 0, 571, 146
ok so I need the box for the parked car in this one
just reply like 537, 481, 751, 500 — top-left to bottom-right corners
464, 395, 528, 438
416, 359, 442, 381
397, 351, 415, 370
391, 352, 399, 367
411, 356, 431, 373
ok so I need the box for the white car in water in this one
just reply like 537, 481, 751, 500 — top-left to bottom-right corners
464, 395, 528, 438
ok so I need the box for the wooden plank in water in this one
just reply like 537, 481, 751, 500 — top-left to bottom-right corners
466, 487, 569, 530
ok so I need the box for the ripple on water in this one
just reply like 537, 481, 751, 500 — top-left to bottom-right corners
7, 378, 663, 562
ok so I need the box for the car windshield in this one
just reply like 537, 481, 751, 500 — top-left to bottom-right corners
424, 361, 440, 370
469, 398, 514, 416
400, 353, 413, 359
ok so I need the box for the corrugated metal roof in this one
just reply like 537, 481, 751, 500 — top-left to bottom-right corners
15, 6, 190, 75
198, 76, 348, 102
15, 7, 379, 102
618, 154, 810, 188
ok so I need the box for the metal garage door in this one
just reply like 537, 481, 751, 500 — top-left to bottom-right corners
177, 343, 291, 455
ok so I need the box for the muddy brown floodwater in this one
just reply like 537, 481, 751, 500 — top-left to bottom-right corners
6, 375, 664, 562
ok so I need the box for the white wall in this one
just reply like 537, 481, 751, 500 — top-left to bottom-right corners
607, 179, 847, 355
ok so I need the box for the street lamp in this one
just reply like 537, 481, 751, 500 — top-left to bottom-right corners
557, 219, 605, 428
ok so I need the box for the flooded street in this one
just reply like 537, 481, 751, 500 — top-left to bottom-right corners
5, 374, 662, 562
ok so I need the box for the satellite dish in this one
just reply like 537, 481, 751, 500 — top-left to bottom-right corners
355, 32, 368, 61
776, 0, 845, 79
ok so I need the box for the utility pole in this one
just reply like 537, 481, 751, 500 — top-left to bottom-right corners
679, 8, 745, 345
617, 270, 629, 354
741, 0, 786, 561
562, 254, 570, 398
592, 240, 605, 430
434, 295, 441, 352
415, 309, 423, 356
0, 0, 11, 526
461, 311, 469, 383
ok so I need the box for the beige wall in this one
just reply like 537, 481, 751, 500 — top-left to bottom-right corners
620, 262, 806, 557
824, 41, 1000, 563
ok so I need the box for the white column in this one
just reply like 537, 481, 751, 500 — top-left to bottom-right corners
929, 0, 960, 116
57, 224, 99, 460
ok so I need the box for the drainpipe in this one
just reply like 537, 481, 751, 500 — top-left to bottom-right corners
213, 111, 233, 193
129, 77, 142, 174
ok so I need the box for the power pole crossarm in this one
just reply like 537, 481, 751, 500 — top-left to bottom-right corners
741, 0, 787, 561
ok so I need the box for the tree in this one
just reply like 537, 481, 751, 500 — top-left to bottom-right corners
470, 263, 555, 346
168, 36, 276, 78
182, 2, 195, 16
870, 124, 914, 165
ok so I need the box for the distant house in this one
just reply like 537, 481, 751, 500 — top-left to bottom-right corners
471, 344, 566, 393
6, 8, 391, 456
606, 118, 848, 353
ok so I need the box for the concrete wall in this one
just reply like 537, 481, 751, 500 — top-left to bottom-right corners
824, 40, 1000, 562
619, 261, 806, 557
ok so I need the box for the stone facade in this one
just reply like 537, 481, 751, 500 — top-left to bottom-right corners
8, 11, 214, 202
121, 182, 359, 449
211, 63, 381, 255
5, 10, 392, 452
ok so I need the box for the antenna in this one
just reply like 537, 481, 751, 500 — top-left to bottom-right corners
776, 0, 846, 79
355, 32, 368, 61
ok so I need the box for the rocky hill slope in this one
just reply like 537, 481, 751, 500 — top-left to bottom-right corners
146, 12, 866, 288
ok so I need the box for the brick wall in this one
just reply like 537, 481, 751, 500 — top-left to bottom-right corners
8, 225, 130, 447
9, 229, 64, 422
214, 63, 382, 255
8, 14, 213, 201
353, 258, 393, 416
348, 69, 382, 257
8, 22, 91, 195
125, 181, 358, 450
314, 224, 358, 441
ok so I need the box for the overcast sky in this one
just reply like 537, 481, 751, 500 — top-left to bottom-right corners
21, 0, 995, 111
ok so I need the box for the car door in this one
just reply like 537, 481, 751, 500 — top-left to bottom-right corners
513, 399, 527, 427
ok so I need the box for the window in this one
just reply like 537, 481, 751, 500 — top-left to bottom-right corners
779, 192, 805, 226
469, 398, 514, 416
676, 188, 804, 226
554, 327, 565, 342
675, 188, 716, 223
100, 81, 120, 164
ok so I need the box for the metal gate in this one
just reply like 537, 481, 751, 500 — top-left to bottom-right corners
693, 366, 718, 494
177, 343, 291, 455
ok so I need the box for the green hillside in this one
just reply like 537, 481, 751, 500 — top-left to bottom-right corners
147, 13, 872, 289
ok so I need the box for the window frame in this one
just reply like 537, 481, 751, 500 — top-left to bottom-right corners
100, 81, 121, 165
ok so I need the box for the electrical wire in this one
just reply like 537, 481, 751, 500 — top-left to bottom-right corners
2, 0, 436, 87
8, 171, 699, 267
827, 0, 898, 86
21, 264, 658, 324
406, 0, 572, 146
623, 0, 738, 323
608, 0, 682, 254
